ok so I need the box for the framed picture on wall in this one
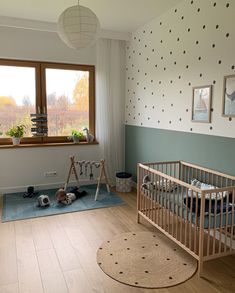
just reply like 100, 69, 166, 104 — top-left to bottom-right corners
192, 85, 212, 123
222, 74, 235, 117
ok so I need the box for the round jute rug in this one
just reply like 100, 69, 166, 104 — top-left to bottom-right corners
97, 231, 197, 288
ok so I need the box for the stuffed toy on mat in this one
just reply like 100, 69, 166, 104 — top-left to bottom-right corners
55, 188, 87, 205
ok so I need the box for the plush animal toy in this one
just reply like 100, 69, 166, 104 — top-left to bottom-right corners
55, 188, 87, 205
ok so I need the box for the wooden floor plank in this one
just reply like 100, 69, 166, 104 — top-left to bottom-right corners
37, 249, 68, 293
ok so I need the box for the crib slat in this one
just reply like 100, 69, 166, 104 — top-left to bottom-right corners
230, 190, 235, 252
212, 195, 217, 255
219, 196, 223, 253
207, 193, 212, 257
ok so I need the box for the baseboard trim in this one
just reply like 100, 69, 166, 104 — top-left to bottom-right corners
0, 179, 95, 194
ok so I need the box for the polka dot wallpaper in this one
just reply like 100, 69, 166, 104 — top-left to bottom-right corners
125, 0, 235, 138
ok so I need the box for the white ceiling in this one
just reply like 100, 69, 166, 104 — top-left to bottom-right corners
0, 0, 183, 33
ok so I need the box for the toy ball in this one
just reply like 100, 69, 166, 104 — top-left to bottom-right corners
38, 195, 50, 207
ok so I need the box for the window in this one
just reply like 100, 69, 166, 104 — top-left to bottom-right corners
0, 59, 95, 145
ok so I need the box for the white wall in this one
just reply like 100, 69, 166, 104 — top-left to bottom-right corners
125, 0, 235, 138
0, 26, 103, 192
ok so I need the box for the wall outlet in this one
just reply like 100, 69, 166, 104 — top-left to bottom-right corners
44, 171, 57, 177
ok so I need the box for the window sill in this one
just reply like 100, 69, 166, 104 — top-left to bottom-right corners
0, 141, 99, 149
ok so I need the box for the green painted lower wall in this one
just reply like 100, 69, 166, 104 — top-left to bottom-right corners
125, 125, 235, 178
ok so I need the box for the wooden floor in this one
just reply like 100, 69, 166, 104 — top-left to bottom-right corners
0, 190, 234, 293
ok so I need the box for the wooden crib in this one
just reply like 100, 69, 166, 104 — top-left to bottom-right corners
137, 161, 235, 276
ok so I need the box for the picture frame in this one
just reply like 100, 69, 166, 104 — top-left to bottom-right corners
222, 74, 235, 117
192, 85, 212, 123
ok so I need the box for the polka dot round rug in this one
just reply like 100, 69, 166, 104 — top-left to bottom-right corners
97, 231, 197, 288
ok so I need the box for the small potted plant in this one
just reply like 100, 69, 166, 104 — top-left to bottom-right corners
6, 124, 26, 145
71, 129, 84, 143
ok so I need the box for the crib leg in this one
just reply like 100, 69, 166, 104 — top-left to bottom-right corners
198, 260, 203, 277
137, 212, 140, 223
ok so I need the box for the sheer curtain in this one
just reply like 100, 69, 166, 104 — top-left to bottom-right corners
96, 38, 126, 185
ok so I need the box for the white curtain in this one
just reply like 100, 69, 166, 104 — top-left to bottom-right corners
96, 38, 126, 185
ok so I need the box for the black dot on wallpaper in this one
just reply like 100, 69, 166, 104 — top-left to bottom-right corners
137, 82, 139, 85
164, 67, 166, 71
152, 106, 155, 109
212, 44, 215, 48
145, 105, 147, 108
133, 117, 135, 120
158, 120, 160, 123
139, 53, 142, 56
232, 65, 235, 70
162, 94, 165, 97
159, 81, 162, 84
128, 113, 130, 116
179, 76, 181, 79
198, 56, 201, 60
211, 108, 214, 112
138, 69, 140, 73
216, 25, 219, 29
187, 28, 191, 32
210, 126, 213, 130
171, 104, 173, 107
177, 37, 180, 41
132, 78, 134, 80
162, 109, 165, 112
196, 40, 199, 44
170, 80, 173, 84
148, 117, 150, 120
213, 80, 216, 84
128, 56, 131, 59
138, 39, 141, 42
183, 50, 186, 54
160, 40, 163, 43
174, 61, 177, 65
226, 33, 229, 38
161, 57, 164, 60
191, 1, 193, 4
128, 89, 130, 92
175, 9, 177, 13
169, 121, 172, 124
213, 2, 216, 7
186, 109, 189, 112
145, 44, 147, 48
138, 98, 140, 101
127, 46, 129, 50
179, 118, 182, 121
130, 99, 132, 103
152, 92, 154, 95
133, 91, 135, 94
145, 73, 147, 76
181, 16, 184, 20
151, 80, 153, 83
126, 105, 128, 109
226, 3, 230, 8
170, 51, 172, 55
186, 65, 189, 68
131, 64, 134, 67
134, 37, 136, 40
152, 49, 155, 52
143, 30, 146, 33
197, 8, 200, 12
138, 113, 140, 116
200, 73, 202, 77
180, 90, 182, 94
150, 30, 153, 34
169, 29, 172, 33
146, 58, 149, 61
160, 22, 162, 25
155, 64, 158, 68
203, 25, 206, 29
133, 106, 135, 109
141, 122, 143, 126
128, 77, 130, 80
188, 82, 191, 86
190, 128, 193, 131
229, 117, 232, 121
218, 60, 222, 64
144, 87, 146, 90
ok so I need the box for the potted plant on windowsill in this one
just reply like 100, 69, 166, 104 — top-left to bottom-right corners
71, 129, 84, 143
6, 124, 26, 145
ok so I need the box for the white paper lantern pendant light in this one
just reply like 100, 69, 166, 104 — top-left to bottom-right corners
57, 0, 100, 50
